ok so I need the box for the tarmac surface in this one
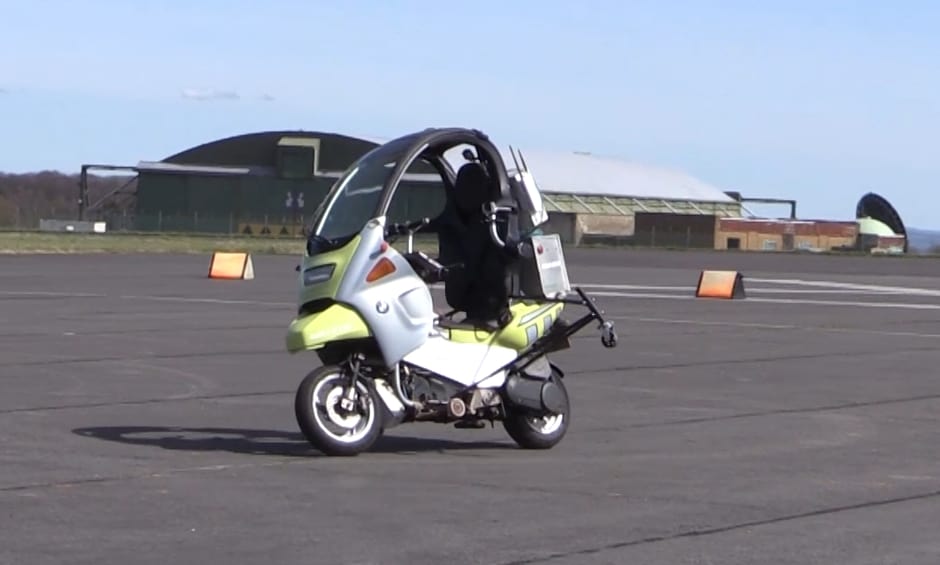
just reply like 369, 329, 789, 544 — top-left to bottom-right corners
3, 248, 940, 564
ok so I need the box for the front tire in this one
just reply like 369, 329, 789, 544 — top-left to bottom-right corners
502, 372, 570, 450
294, 364, 383, 456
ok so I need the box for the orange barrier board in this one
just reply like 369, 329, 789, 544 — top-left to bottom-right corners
695, 270, 745, 299
208, 252, 255, 280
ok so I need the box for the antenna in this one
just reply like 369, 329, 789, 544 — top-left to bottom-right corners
518, 149, 529, 172
509, 145, 521, 171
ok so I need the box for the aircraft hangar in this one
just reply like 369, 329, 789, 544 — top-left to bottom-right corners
78, 129, 906, 253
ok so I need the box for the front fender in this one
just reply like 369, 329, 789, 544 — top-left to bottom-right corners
285, 304, 372, 353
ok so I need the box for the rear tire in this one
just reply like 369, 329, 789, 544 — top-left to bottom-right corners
294, 364, 383, 456
502, 371, 570, 450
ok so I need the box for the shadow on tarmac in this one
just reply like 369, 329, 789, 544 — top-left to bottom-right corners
72, 425, 515, 457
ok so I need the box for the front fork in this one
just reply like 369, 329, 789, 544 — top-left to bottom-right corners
340, 353, 365, 413
338, 354, 412, 422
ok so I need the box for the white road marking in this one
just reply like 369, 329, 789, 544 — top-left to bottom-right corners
576, 284, 908, 296
744, 296, 940, 310
120, 295, 294, 307
575, 284, 692, 291
6, 276, 940, 313
591, 290, 940, 310
6, 288, 938, 312
611, 315, 940, 340
739, 288, 907, 295
611, 316, 797, 331
746, 277, 940, 297
0, 290, 106, 298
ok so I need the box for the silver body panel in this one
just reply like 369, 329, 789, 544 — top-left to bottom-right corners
336, 217, 436, 367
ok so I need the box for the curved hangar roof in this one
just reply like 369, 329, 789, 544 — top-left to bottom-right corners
487, 148, 734, 203
140, 129, 734, 204
158, 130, 384, 171
360, 133, 733, 204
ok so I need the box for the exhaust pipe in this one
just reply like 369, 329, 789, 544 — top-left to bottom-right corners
504, 373, 567, 413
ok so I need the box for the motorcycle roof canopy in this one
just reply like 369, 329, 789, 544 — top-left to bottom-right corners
309, 127, 520, 242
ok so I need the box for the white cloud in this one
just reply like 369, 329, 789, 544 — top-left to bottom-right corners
180, 88, 239, 101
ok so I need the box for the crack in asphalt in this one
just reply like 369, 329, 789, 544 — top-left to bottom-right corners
5, 385, 940, 428
0, 446, 766, 519
10, 452, 932, 565
6, 332, 920, 373
0, 389, 292, 416
565, 343, 940, 378
498, 487, 940, 564
0, 459, 309, 494
0, 324, 284, 339
579, 391, 940, 434
0, 348, 282, 369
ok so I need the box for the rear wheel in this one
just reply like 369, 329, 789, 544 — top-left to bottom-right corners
502, 371, 570, 450
294, 364, 383, 456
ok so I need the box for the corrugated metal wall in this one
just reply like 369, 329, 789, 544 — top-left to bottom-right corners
135, 174, 337, 232
135, 174, 453, 234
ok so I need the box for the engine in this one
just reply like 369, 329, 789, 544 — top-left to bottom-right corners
402, 367, 462, 405
399, 365, 501, 423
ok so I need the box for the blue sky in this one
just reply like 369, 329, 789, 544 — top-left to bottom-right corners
1, 0, 938, 227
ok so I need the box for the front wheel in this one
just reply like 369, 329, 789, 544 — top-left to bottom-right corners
502, 372, 570, 450
294, 364, 383, 456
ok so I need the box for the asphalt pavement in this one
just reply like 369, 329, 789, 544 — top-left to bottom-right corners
2, 249, 940, 564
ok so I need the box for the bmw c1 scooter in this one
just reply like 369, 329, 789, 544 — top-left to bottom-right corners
285, 128, 617, 456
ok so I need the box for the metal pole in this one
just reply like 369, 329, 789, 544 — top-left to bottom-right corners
78, 166, 88, 221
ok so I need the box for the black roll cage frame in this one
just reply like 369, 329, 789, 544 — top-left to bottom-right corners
317, 128, 619, 391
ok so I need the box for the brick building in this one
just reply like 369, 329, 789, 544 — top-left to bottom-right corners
715, 218, 859, 252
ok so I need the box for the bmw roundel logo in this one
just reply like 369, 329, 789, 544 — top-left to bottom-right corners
376, 300, 389, 314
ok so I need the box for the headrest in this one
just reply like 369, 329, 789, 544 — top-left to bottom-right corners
453, 162, 491, 216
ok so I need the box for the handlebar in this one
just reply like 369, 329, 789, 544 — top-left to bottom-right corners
489, 222, 506, 247
385, 217, 430, 254
386, 217, 430, 237
482, 202, 515, 249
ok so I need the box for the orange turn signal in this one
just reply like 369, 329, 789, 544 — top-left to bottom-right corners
366, 257, 396, 283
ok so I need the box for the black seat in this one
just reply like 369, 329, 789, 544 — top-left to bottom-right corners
437, 162, 512, 327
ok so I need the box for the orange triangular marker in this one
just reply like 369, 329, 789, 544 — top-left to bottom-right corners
695, 270, 745, 299
208, 252, 255, 280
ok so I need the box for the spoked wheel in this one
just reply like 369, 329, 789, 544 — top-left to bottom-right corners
502, 372, 570, 450
294, 364, 383, 456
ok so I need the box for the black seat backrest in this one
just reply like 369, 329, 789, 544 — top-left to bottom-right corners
438, 162, 512, 325
452, 162, 490, 219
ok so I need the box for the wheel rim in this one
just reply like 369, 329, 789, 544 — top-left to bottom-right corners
526, 413, 564, 435
310, 372, 376, 444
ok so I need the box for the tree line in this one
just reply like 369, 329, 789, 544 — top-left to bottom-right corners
0, 171, 137, 228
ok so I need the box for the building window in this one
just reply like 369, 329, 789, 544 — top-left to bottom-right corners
727, 237, 741, 249
762, 239, 778, 251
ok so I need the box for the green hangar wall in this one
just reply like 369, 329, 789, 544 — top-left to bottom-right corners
133, 130, 444, 234
126, 129, 742, 245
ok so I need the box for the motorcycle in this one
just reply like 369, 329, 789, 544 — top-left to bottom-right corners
285, 127, 618, 456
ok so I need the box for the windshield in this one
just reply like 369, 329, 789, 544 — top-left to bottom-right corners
309, 136, 417, 242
